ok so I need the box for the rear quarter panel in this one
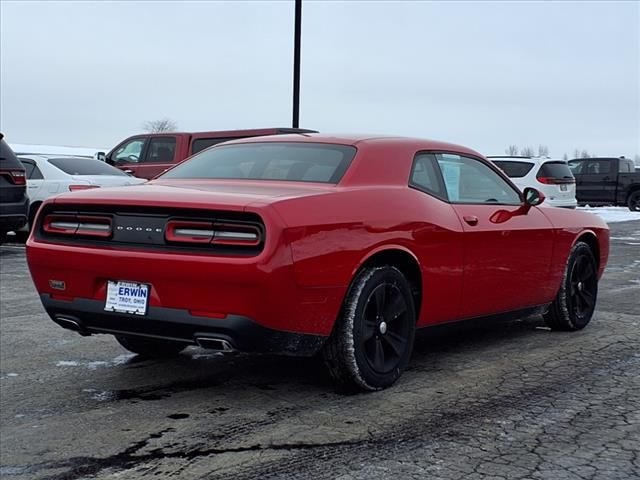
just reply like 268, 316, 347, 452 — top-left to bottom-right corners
539, 207, 610, 289
269, 187, 466, 326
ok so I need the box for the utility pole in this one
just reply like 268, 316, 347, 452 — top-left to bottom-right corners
292, 0, 302, 128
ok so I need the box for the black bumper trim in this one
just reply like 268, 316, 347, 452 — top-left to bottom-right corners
40, 294, 326, 356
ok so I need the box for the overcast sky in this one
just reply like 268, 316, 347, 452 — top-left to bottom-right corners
1, 1, 638, 157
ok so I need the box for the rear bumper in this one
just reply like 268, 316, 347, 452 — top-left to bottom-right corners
41, 294, 327, 356
0, 197, 29, 233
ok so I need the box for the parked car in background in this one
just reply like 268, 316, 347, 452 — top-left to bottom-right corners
18, 155, 146, 229
0, 134, 28, 241
487, 156, 577, 208
26, 134, 609, 391
104, 127, 317, 179
568, 157, 640, 212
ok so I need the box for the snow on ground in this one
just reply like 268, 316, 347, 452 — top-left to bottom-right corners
10, 143, 108, 157
578, 206, 640, 223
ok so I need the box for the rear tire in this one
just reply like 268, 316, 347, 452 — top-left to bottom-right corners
544, 241, 598, 331
115, 335, 187, 358
628, 191, 640, 212
322, 266, 416, 391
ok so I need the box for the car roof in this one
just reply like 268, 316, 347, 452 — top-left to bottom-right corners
218, 133, 484, 157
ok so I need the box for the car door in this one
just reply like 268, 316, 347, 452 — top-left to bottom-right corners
571, 159, 613, 203
434, 153, 554, 318
108, 136, 148, 178
19, 159, 45, 201
135, 136, 178, 179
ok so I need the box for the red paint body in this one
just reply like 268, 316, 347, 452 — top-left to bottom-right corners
26, 135, 610, 342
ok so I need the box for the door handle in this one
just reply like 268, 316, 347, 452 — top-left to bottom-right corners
463, 215, 479, 226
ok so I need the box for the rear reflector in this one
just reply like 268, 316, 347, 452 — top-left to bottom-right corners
69, 185, 100, 192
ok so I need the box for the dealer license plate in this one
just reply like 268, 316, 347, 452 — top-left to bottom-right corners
105, 281, 150, 315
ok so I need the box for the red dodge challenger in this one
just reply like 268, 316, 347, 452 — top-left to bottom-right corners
26, 134, 609, 390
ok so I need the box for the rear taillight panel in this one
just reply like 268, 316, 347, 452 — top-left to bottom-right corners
0, 169, 27, 186
43, 214, 113, 238
36, 206, 265, 256
165, 220, 262, 247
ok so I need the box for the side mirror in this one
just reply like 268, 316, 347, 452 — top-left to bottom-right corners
523, 187, 545, 207
94, 151, 106, 162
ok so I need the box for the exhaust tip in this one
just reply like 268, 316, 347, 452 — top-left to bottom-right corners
195, 337, 235, 352
54, 316, 89, 336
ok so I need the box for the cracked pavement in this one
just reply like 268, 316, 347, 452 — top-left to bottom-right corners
1, 220, 639, 480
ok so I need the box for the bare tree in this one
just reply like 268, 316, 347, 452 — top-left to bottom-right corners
573, 149, 581, 159
580, 149, 591, 158
563, 153, 568, 161
537, 144, 549, 157
505, 145, 519, 156
634, 154, 640, 167
521, 146, 535, 157
142, 118, 178, 133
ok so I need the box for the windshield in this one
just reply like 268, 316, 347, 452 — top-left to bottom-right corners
48, 157, 127, 176
161, 142, 357, 184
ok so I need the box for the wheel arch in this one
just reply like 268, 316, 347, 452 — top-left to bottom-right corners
574, 231, 600, 270
352, 246, 423, 318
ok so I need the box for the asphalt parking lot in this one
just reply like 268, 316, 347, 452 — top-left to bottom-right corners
1, 221, 639, 480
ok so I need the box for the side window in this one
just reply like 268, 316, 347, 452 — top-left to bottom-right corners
409, 153, 447, 200
585, 160, 611, 175
144, 137, 176, 163
191, 137, 234, 155
568, 160, 584, 174
19, 160, 35, 178
31, 165, 44, 180
435, 154, 521, 205
113, 138, 146, 164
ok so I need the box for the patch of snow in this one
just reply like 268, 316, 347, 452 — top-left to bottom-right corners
6, 373, 18, 377
578, 206, 640, 223
55, 361, 79, 367
10, 143, 108, 157
55, 353, 136, 370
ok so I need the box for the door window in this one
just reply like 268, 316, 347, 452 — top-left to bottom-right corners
144, 137, 176, 163
435, 154, 521, 205
113, 139, 145, 164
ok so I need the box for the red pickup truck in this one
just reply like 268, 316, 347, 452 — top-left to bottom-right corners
105, 127, 316, 179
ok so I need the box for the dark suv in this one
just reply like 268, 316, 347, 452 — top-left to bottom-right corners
0, 135, 28, 240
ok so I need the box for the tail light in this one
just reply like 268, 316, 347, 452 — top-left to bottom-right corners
536, 176, 575, 185
69, 185, 100, 192
43, 214, 112, 238
0, 169, 26, 185
166, 220, 262, 246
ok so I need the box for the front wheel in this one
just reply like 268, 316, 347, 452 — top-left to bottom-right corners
115, 335, 187, 358
544, 241, 598, 331
628, 191, 640, 212
322, 266, 416, 391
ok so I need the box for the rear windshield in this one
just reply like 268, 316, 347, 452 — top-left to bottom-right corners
537, 161, 574, 179
48, 157, 127, 176
161, 142, 357, 184
492, 160, 535, 178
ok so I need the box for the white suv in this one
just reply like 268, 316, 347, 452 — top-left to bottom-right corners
487, 156, 577, 208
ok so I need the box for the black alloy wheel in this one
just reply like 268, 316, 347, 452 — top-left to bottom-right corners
323, 266, 417, 391
361, 283, 412, 374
